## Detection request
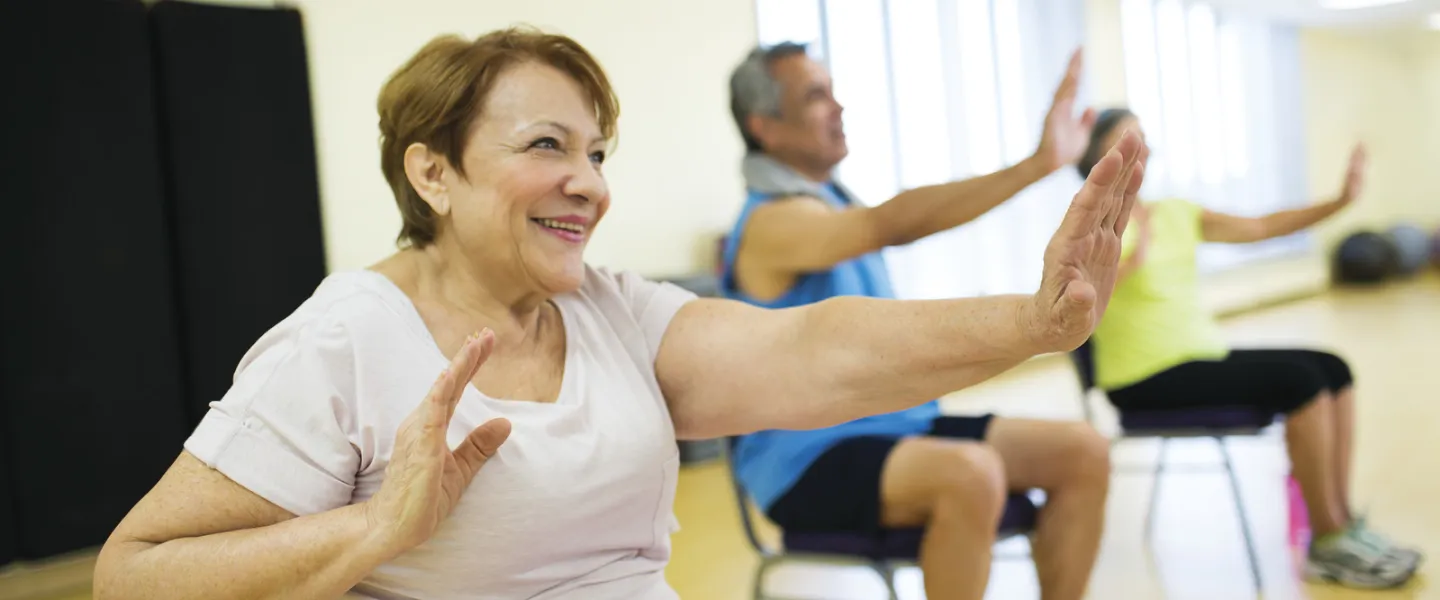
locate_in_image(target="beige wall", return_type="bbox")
[276,0,757,277]
[1299,28,1440,249]
[1083,0,1440,249]
[225,1,1440,281]
[1079,1,1440,312]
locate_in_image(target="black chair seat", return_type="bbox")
[782,493,1039,560]
[1120,406,1276,432]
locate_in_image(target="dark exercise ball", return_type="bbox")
[1385,223,1430,275]
[1333,230,1399,284]
[1432,226,1440,266]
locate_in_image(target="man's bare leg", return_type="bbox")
[985,419,1111,600]
[880,438,1007,600]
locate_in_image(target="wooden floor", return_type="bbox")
[2,274,1436,600]
[664,274,1440,600]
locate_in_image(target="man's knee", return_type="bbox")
[1060,422,1112,486]
[932,443,1007,513]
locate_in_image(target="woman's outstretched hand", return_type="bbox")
[1337,142,1367,206]
[1024,129,1148,352]
[365,330,512,556]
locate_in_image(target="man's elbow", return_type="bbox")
[92,538,152,600]
[91,552,126,600]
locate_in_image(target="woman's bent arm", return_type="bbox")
[93,452,394,600]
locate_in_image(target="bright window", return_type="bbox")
[1120,0,1311,270]
[750,0,1306,297]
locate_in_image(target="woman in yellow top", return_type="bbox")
[1080,109,1421,589]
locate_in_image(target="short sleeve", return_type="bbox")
[601,268,699,362]
[184,316,359,516]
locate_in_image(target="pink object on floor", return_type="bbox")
[1288,474,1311,553]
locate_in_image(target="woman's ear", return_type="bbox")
[403,142,450,216]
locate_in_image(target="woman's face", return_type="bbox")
[432,61,611,294]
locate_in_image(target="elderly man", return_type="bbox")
[720,43,1114,600]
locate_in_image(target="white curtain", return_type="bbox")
[755,0,1091,300]
[751,0,1307,299]
[1120,0,1311,272]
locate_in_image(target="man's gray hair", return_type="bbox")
[729,42,809,152]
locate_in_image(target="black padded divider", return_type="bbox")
[0,0,191,561]
[149,1,328,425]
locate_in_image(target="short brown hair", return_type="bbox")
[377,27,620,247]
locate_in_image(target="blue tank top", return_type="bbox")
[720,183,940,511]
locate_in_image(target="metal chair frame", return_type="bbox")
[723,438,1037,600]
[1070,340,1273,599]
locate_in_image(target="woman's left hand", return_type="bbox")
[1337,143,1367,205]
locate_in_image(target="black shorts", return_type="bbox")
[766,414,995,534]
[1106,348,1354,415]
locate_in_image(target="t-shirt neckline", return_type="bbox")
[343,269,579,409]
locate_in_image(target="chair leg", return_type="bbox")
[1144,438,1168,543]
[875,562,899,600]
[1219,439,1263,598]
[752,556,771,600]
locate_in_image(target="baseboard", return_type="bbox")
[1023,251,1332,366]
[1199,251,1330,319]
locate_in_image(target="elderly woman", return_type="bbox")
[93,29,1144,599]
[1080,109,1422,590]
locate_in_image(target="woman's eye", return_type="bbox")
[531,137,560,151]
[589,151,606,165]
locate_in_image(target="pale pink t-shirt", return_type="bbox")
[184,264,697,599]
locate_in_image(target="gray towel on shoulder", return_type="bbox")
[740,152,859,204]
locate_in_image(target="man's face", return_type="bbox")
[755,53,848,171]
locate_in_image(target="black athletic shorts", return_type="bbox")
[1106,348,1354,415]
[766,414,995,534]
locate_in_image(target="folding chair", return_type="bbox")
[1070,339,1274,598]
[724,437,1042,600]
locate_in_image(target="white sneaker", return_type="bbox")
[1305,529,1416,589]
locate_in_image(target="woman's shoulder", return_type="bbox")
[232,270,424,376]
[570,264,698,314]
[565,264,699,361]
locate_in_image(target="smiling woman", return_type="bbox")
[89,26,1147,600]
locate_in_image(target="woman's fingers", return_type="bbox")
[452,418,512,482]
[1101,131,1141,233]
[1064,142,1123,238]
[426,329,494,430]
[1113,150,1147,238]
[447,330,494,421]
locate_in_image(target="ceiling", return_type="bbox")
[1200,0,1440,27]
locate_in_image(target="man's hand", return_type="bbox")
[1024,129,1148,352]
[1033,48,1097,174]
[1119,208,1152,280]
[1337,142,1367,206]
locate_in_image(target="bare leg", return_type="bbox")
[985,419,1111,600]
[1331,386,1356,523]
[881,438,1007,600]
[1285,391,1348,536]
